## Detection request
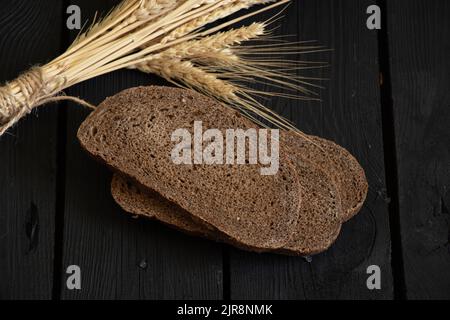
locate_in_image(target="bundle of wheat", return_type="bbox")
[0,0,322,136]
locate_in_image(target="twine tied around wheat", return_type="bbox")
[0,67,95,135]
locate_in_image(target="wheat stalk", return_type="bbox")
[0,0,319,136]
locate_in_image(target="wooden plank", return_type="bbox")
[229,0,393,299]
[386,0,450,299]
[60,0,223,299]
[0,0,62,299]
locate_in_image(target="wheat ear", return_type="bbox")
[162,0,276,43]
[153,23,265,60]
[141,58,239,100]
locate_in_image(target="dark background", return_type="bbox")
[0,0,449,300]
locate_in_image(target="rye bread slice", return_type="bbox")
[112,167,341,255]
[111,132,343,256]
[111,173,216,239]
[283,134,368,222]
[280,133,342,255]
[78,86,302,250]
[309,136,368,221]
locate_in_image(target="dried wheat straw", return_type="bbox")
[0,0,318,136]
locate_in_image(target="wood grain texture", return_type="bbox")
[7,0,448,300]
[0,0,62,299]
[60,0,223,300]
[228,0,393,299]
[387,0,450,299]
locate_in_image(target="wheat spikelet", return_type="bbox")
[110,0,180,33]
[192,49,241,66]
[136,0,179,20]
[152,23,264,60]
[162,0,276,43]
[186,22,266,49]
[140,58,239,100]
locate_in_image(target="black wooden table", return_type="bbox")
[0,0,449,300]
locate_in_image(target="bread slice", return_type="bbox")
[282,133,367,222]
[309,136,368,221]
[78,86,302,250]
[280,133,342,255]
[111,132,344,256]
[111,165,341,255]
[111,173,216,239]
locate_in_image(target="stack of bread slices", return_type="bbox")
[77,86,368,256]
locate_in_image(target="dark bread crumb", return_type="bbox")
[111,131,348,256]
[304,136,368,221]
[282,133,368,222]
[111,173,216,238]
[280,133,343,255]
[78,86,302,250]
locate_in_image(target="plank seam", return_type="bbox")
[376,0,407,300]
[52,0,70,300]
